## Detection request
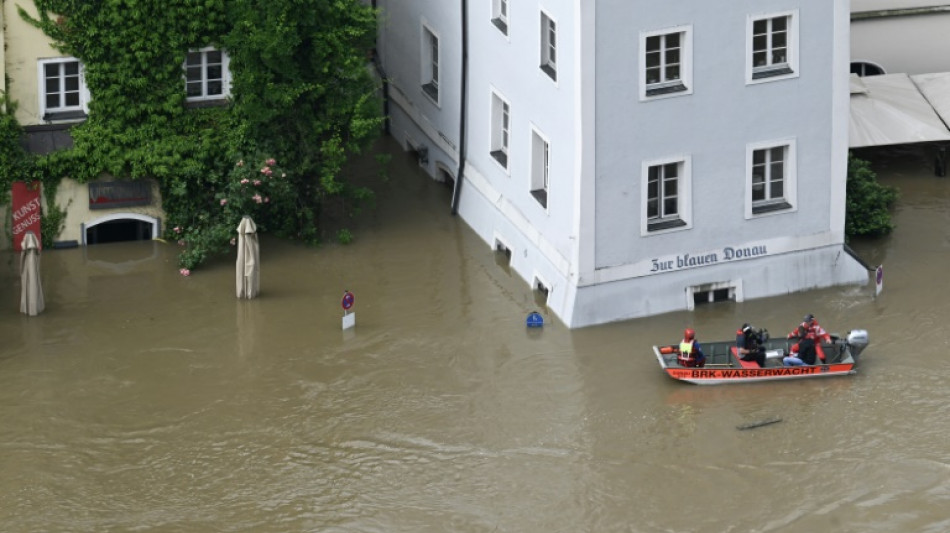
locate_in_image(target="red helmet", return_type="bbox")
[684,328,695,341]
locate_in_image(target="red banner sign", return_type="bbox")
[12,181,42,251]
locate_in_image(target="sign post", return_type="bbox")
[875,265,884,297]
[12,181,42,252]
[341,290,356,330]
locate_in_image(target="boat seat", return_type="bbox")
[730,346,763,369]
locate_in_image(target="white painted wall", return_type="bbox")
[376,0,868,328]
[377,0,581,321]
[376,0,461,173]
[851,11,950,75]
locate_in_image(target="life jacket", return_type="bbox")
[678,339,696,365]
[799,322,830,344]
[679,340,695,358]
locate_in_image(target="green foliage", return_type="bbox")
[171,156,303,269]
[846,152,899,240]
[222,0,384,231]
[19,0,383,269]
[0,107,66,248]
[336,228,353,244]
[0,110,34,198]
[40,199,68,249]
[21,0,232,182]
[375,152,392,182]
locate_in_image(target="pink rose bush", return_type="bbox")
[170,156,297,270]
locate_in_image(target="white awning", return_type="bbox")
[911,72,950,129]
[849,73,950,148]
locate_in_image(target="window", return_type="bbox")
[747,140,796,216]
[540,11,557,81]
[185,48,230,101]
[38,57,89,121]
[850,61,885,77]
[642,156,691,234]
[492,0,509,35]
[421,25,440,103]
[490,91,510,169]
[640,26,692,99]
[530,129,550,208]
[747,11,798,82]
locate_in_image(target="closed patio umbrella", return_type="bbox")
[236,216,260,299]
[20,231,45,316]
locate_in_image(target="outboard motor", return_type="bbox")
[846,329,870,358]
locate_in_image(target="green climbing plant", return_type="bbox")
[0,106,67,249]
[19,0,382,269]
[846,152,899,240]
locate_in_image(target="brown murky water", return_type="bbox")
[1,140,948,532]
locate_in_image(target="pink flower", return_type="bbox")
[264,197,270,203]
[220,198,228,206]
[230,237,236,246]
[240,178,249,185]
[237,160,245,167]
[179,268,191,277]
[173,226,181,233]
[177,239,186,247]
[252,193,263,204]
[264,168,273,176]
[253,179,262,186]
[266,158,276,166]
[260,167,269,174]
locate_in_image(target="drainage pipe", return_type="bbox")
[450,0,468,215]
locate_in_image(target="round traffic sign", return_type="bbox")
[341,291,355,310]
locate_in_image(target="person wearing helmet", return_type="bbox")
[787,313,831,344]
[677,327,706,368]
[736,323,767,367]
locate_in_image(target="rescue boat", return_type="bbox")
[653,329,869,385]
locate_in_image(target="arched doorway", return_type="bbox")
[83,213,160,245]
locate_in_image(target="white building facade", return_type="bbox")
[851,0,950,76]
[373,0,868,328]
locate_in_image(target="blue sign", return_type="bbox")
[526,312,544,328]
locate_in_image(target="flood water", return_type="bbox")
[1,140,948,532]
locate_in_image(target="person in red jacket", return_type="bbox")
[677,328,706,368]
[787,314,831,345]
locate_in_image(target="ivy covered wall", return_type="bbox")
[11,0,382,267]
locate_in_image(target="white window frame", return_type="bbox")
[746,139,797,218]
[492,0,509,35]
[532,271,552,304]
[38,57,90,121]
[530,127,550,210]
[640,155,692,235]
[490,90,511,172]
[184,47,231,102]
[640,25,692,100]
[421,23,440,105]
[746,10,799,84]
[540,10,557,82]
